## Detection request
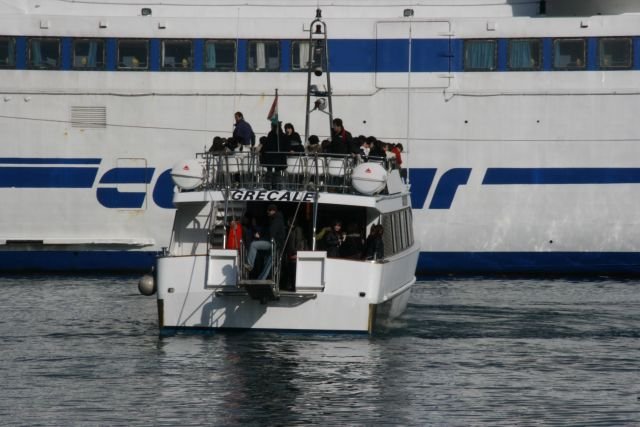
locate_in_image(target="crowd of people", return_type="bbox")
[315,221,384,261]
[209,112,405,179]
[228,204,386,288]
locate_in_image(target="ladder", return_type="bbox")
[237,239,282,303]
[208,201,245,248]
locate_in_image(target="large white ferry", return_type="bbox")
[2,0,640,274]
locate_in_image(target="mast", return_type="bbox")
[304,8,333,251]
[304,8,333,145]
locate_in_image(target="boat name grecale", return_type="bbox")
[230,190,315,202]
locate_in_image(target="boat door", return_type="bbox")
[375,20,452,89]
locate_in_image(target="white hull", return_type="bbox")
[157,246,419,333]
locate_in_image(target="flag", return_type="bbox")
[267,92,278,124]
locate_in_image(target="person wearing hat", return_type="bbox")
[244,204,286,280]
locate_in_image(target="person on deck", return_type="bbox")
[244,204,286,280]
[233,111,256,151]
[323,220,344,258]
[261,121,290,187]
[306,135,321,154]
[340,223,364,259]
[327,118,356,155]
[364,224,384,261]
[285,123,304,153]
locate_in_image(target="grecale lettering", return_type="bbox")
[243,191,255,201]
[267,191,278,201]
[303,192,314,202]
[292,192,301,201]
[256,191,266,201]
[279,192,291,201]
[231,191,242,201]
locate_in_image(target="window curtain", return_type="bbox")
[298,42,310,70]
[466,41,495,70]
[256,42,266,70]
[31,40,42,66]
[88,41,98,67]
[510,40,533,69]
[205,43,216,69]
[7,40,14,65]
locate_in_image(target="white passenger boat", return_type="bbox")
[2,1,640,274]
[154,154,418,333]
[150,12,418,333]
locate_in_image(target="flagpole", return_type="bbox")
[275,88,279,153]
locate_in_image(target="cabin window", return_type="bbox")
[291,40,311,71]
[204,40,236,71]
[162,40,192,70]
[29,38,60,69]
[0,37,15,68]
[599,38,632,69]
[117,39,148,70]
[553,38,586,70]
[463,40,497,71]
[381,214,394,257]
[404,208,414,246]
[247,40,279,72]
[72,39,105,69]
[508,39,541,70]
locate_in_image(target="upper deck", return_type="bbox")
[172,151,410,213]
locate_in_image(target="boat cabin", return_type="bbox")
[166,149,414,302]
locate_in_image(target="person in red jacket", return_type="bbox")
[391,143,406,182]
[226,219,243,250]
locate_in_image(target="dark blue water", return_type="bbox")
[1,276,639,425]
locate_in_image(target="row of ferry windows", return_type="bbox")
[0,36,635,72]
[0,38,312,71]
[465,38,633,71]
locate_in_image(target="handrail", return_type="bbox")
[192,151,398,194]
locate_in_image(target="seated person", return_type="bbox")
[364,224,384,261]
[244,205,285,280]
[323,220,344,258]
[340,223,363,259]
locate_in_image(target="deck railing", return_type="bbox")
[191,151,398,194]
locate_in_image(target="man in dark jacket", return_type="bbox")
[232,111,255,150]
[244,204,285,280]
[328,118,357,155]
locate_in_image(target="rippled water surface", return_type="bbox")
[1,276,639,425]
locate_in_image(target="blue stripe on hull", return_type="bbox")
[0,251,157,272]
[0,250,640,275]
[418,252,640,275]
[0,167,98,188]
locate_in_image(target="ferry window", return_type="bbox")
[0,37,15,68]
[204,40,236,71]
[162,40,192,71]
[508,39,541,70]
[247,40,279,72]
[291,40,310,71]
[73,39,105,69]
[553,38,586,70]
[599,38,632,69]
[29,38,60,69]
[117,40,148,70]
[463,40,497,71]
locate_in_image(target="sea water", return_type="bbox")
[0,275,638,425]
